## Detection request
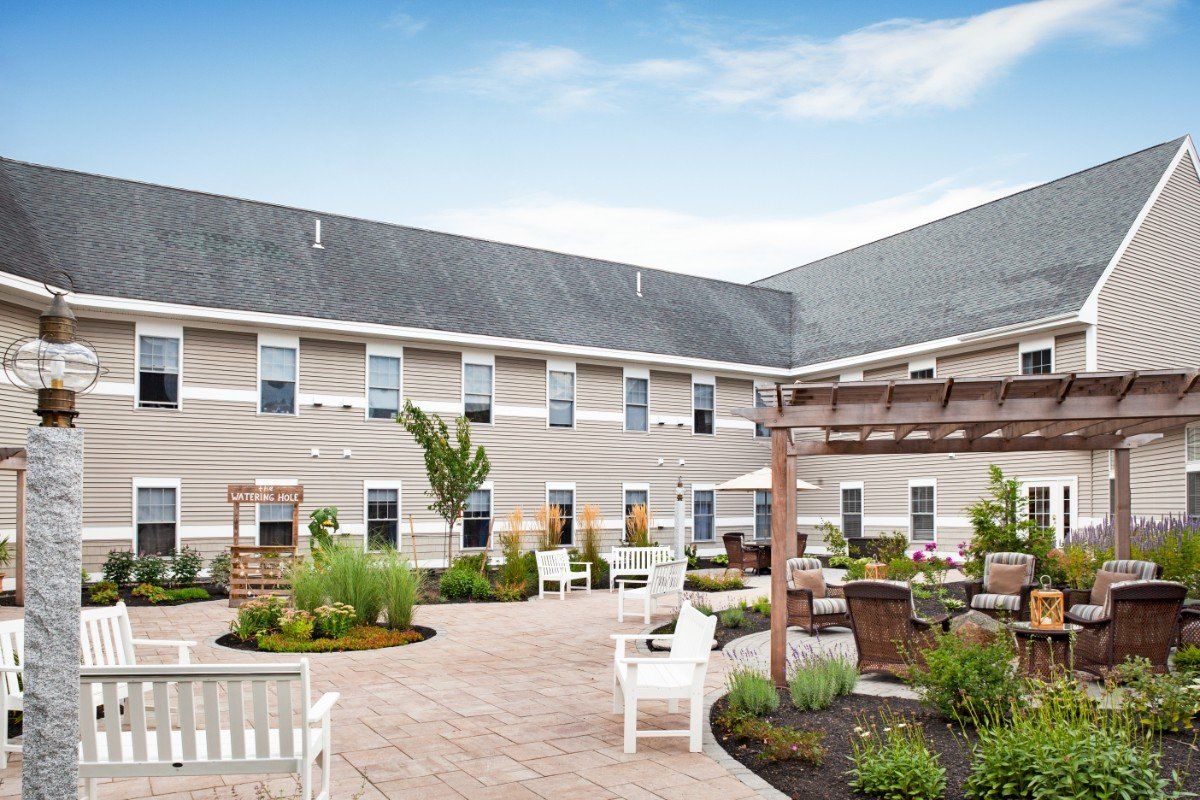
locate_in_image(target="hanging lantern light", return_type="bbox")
[3,283,103,427]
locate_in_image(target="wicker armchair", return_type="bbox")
[1065,580,1185,678]
[795,532,808,557]
[1067,559,1162,621]
[963,552,1037,620]
[785,557,849,636]
[722,533,769,574]
[843,580,948,678]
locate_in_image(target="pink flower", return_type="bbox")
[924,542,937,552]
[912,550,926,562]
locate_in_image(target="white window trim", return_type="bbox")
[462,352,495,426]
[460,480,495,550]
[545,481,577,548]
[134,321,184,412]
[623,367,650,433]
[254,476,297,546]
[691,373,716,437]
[363,479,403,552]
[364,343,404,422]
[1018,475,1078,545]
[1187,424,1200,472]
[839,480,864,538]
[908,356,936,378]
[753,381,772,439]
[132,477,182,556]
[908,478,937,543]
[753,489,773,541]
[1018,336,1056,374]
[839,369,863,382]
[546,359,576,430]
[691,483,716,542]
[257,333,300,416]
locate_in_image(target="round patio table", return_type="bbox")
[1010,622,1079,680]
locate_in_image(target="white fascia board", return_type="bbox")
[1080,136,1194,325]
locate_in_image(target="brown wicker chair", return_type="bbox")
[722,533,769,574]
[786,557,849,636]
[1065,580,1186,678]
[795,532,808,557]
[844,580,948,678]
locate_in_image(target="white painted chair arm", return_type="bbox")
[307,692,341,724]
[610,633,676,641]
[615,579,648,587]
[132,637,197,665]
[0,666,20,673]
[617,656,709,666]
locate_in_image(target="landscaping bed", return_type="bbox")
[650,599,771,650]
[216,624,436,653]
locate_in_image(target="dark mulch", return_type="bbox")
[711,692,1200,799]
[214,624,437,653]
[649,609,772,651]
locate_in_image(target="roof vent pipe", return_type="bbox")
[636,271,642,298]
[312,219,325,249]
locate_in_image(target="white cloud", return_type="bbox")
[421,179,1034,282]
[384,10,427,36]
[427,0,1170,119]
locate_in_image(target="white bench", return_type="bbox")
[607,546,674,592]
[616,559,687,624]
[77,660,338,800]
[0,602,196,768]
[535,550,592,599]
[611,601,716,753]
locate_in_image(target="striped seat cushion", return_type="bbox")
[970,593,1022,612]
[1102,560,1158,581]
[812,597,848,616]
[1069,603,1107,621]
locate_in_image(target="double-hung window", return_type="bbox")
[693,379,715,435]
[548,486,575,546]
[365,487,400,550]
[754,490,772,540]
[368,354,402,420]
[840,483,863,538]
[135,481,179,557]
[548,367,575,428]
[1188,425,1200,520]
[625,375,648,431]
[464,360,494,424]
[463,487,493,549]
[137,334,181,409]
[260,344,297,414]
[909,480,936,541]
[692,487,715,542]
[624,485,649,537]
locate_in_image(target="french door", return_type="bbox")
[1022,478,1077,544]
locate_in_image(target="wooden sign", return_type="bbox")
[227,485,304,504]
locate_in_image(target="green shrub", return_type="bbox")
[208,552,231,590]
[378,551,421,630]
[710,553,728,566]
[964,679,1181,799]
[257,625,422,653]
[288,558,327,612]
[1111,657,1200,732]
[439,568,492,600]
[89,581,119,606]
[850,710,946,800]
[170,546,203,586]
[313,602,356,639]
[322,545,385,624]
[872,532,909,564]
[279,609,315,641]
[831,556,868,580]
[714,711,823,764]
[164,587,210,602]
[132,582,170,603]
[1173,645,1200,675]
[493,580,528,602]
[906,632,1017,724]
[719,606,746,629]
[682,592,715,616]
[132,556,169,587]
[961,465,1059,582]
[818,519,847,557]
[81,568,90,588]
[788,647,858,711]
[685,573,746,592]
[884,556,919,582]
[726,662,779,717]
[749,596,770,616]
[231,596,287,640]
[102,549,136,585]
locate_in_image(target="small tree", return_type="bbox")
[397,399,491,567]
[962,465,1056,579]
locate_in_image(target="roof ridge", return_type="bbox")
[0,156,791,298]
[751,135,1188,285]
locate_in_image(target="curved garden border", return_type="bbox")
[209,624,438,656]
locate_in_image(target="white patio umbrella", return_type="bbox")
[715,467,820,493]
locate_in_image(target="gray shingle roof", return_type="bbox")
[753,137,1185,366]
[0,160,795,368]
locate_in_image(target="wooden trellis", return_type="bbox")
[227,483,302,607]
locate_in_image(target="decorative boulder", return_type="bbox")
[949,610,1005,646]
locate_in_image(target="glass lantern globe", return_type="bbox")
[5,336,101,393]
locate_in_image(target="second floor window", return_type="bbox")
[841,485,863,538]
[138,335,180,409]
[754,490,772,540]
[625,377,648,431]
[464,362,493,424]
[463,488,492,549]
[548,370,574,428]
[909,367,935,379]
[260,345,297,414]
[368,355,401,419]
[693,382,714,435]
[1021,348,1053,375]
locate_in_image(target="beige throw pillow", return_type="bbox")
[790,568,826,598]
[987,562,1028,596]
[1091,569,1139,606]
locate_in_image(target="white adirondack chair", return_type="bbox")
[607,546,674,592]
[616,559,687,624]
[0,602,196,768]
[535,550,591,599]
[77,660,339,800]
[611,600,717,753]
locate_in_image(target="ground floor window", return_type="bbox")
[1027,485,1052,529]
[366,488,399,550]
[549,487,574,546]
[1189,472,1200,520]
[462,488,492,549]
[909,481,936,541]
[259,503,294,547]
[840,484,863,538]
[136,485,177,557]
[624,486,648,538]
[693,488,714,541]
[754,490,772,540]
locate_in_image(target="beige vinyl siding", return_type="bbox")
[936,344,1014,378]
[300,338,364,396]
[405,347,461,403]
[1054,332,1086,372]
[183,327,256,388]
[78,317,135,382]
[864,363,910,381]
[496,356,544,406]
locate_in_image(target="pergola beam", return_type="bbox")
[790,433,1130,457]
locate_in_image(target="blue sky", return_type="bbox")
[2,0,1197,281]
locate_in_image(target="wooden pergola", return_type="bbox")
[736,368,1200,686]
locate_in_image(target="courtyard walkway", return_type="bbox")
[0,585,772,800]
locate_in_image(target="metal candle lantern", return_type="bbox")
[865,562,888,580]
[1030,575,1065,630]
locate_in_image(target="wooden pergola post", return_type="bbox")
[770,428,790,688]
[1113,447,1132,560]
